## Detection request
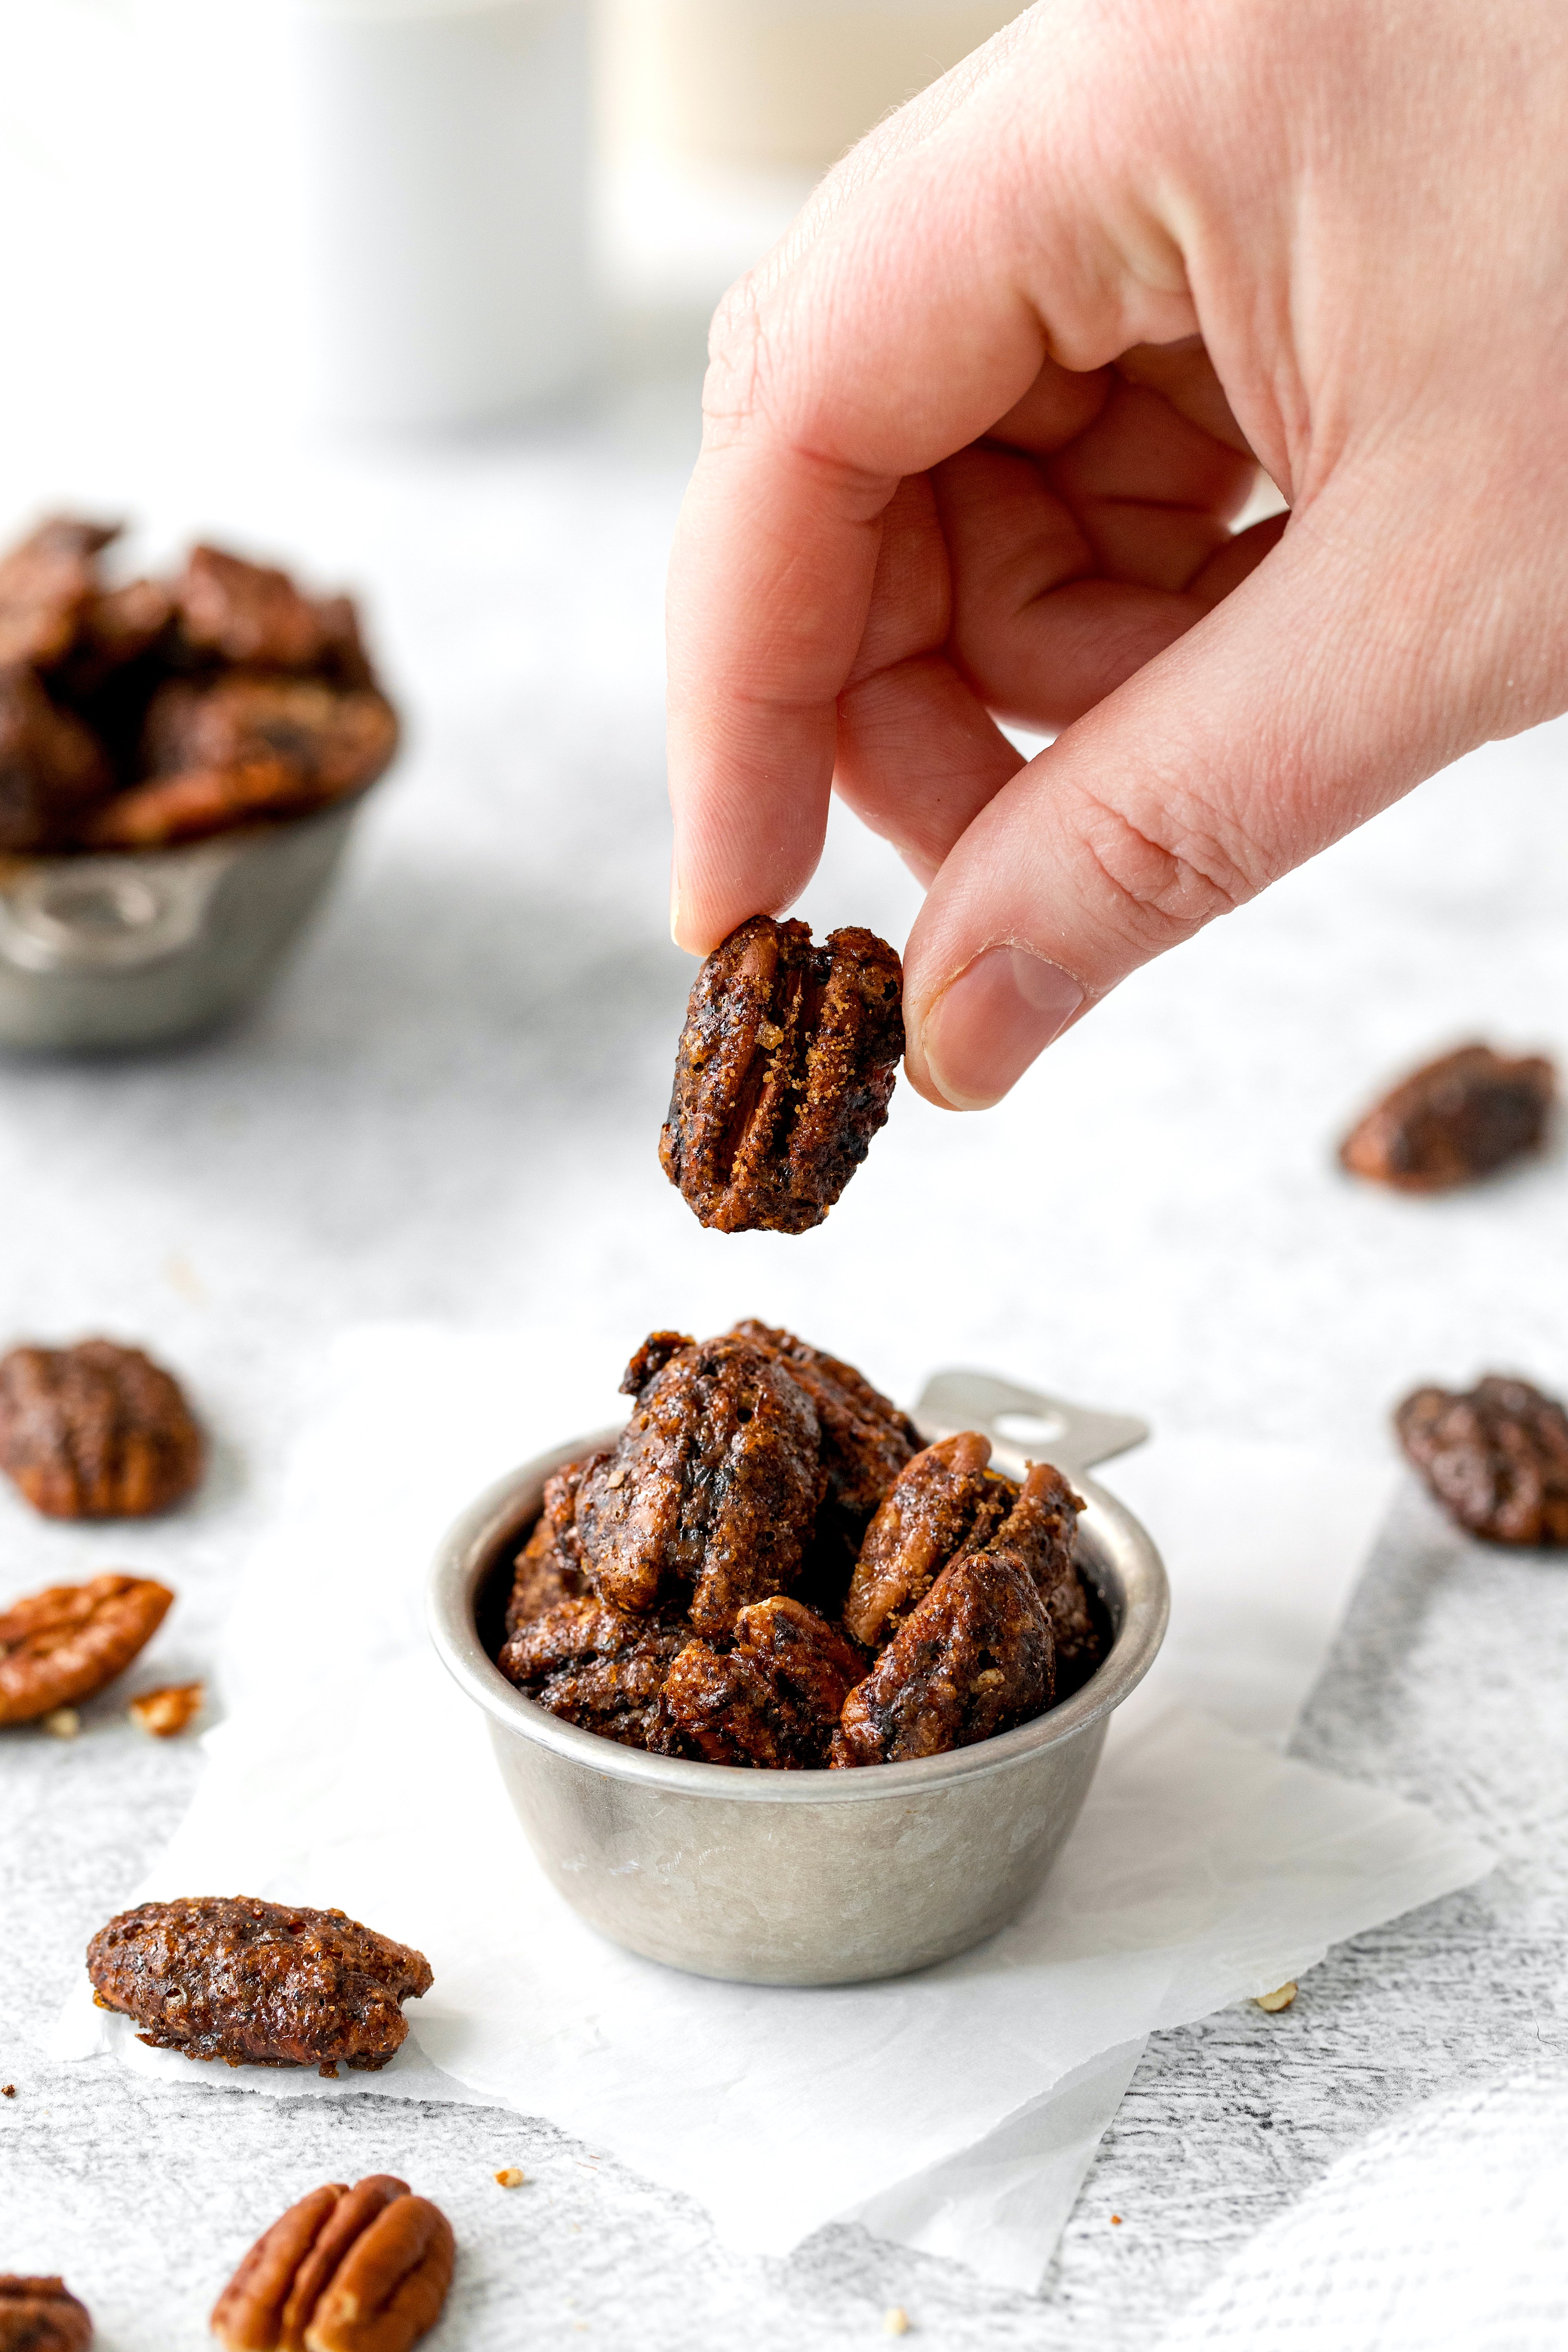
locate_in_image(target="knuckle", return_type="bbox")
[1071,780,1263,955]
[701,273,775,450]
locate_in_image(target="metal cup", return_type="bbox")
[428,1369,1168,1987]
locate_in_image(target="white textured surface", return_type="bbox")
[0,361,1564,2344]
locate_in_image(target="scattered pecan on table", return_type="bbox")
[0,1339,203,1518]
[0,2276,93,2352]
[86,1896,433,2075]
[660,915,904,1233]
[128,1680,205,1738]
[0,514,398,853]
[1395,1374,1568,1545]
[211,2175,454,2352]
[1339,1042,1556,1191]
[493,1321,1109,1767]
[0,1573,173,1726]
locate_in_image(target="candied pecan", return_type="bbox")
[86,1896,432,2073]
[0,1340,203,1519]
[212,2176,453,2352]
[0,669,112,851]
[0,2276,92,2352]
[128,1680,204,1738]
[498,1594,687,1752]
[729,1318,918,1526]
[503,1457,596,1636]
[172,544,350,675]
[54,576,175,704]
[80,759,314,850]
[660,915,904,1234]
[665,1595,867,1768]
[141,673,398,803]
[576,1333,824,1636]
[989,1463,1103,1695]
[0,515,116,670]
[832,1548,1056,1767]
[844,1432,1014,1648]
[1395,1374,1568,1545]
[1340,1043,1556,1191]
[0,1573,173,1726]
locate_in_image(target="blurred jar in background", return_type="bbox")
[605,0,1022,172]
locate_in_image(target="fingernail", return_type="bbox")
[920,947,1086,1109]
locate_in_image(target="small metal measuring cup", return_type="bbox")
[428,1369,1167,1987]
[0,797,364,1051]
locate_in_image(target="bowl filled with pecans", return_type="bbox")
[0,516,399,1050]
[428,1324,1168,1987]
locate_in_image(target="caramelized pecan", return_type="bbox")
[0,2276,93,2352]
[174,545,353,676]
[498,1594,688,1752]
[1340,1042,1556,1191]
[990,1463,1102,1696]
[0,515,116,670]
[0,1573,173,1726]
[664,1595,866,1768]
[576,1333,824,1636]
[81,759,315,850]
[503,1456,596,1636]
[1396,1373,1568,1545]
[0,1339,203,1519]
[660,915,904,1233]
[139,673,398,803]
[844,1433,1014,1648]
[0,668,112,851]
[86,1896,432,2073]
[832,1547,1056,1767]
[212,2177,453,2352]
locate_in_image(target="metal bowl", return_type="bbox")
[427,1369,1168,1987]
[0,795,367,1052]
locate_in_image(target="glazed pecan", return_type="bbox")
[844,1433,1015,1649]
[0,2276,92,2352]
[577,1333,824,1636]
[82,759,313,850]
[0,1573,173,1726]
[0,668,112,851]
[86,1896,432,2073]
[497,1594,688,1751]
[729,1318,918,1529]
[140,673,398,803]
[0,1340,203,1519]
[990,1463,1102,1696]
[1396,1374,1568,1545]
[660,915,904,1233]
[212,2175,454,2352]
[832,1547,1056,1767]
[128,1680,204,1738]
[664,1595,867,1768]
[0,515,116,670]
[1340,1043,1556,1191]
[503,1456,596,1636]
[172,545,355,676]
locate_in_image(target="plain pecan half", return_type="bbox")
[0,1340,204,1519]
[0,2275,93,2352]
[660,915,904,1233]
[0,1573,174,1726]
[212,2177,453,2352]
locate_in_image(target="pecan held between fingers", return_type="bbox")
[1396,1374,1568,1545]
[87,1896,432,2073]
[660,915,904,1233]
[0,1339,203,1519]
[1340,1042,1556,1191]
[0,2277,93,2352]
[0,1574,173,1725]
[212,2177,453,2352]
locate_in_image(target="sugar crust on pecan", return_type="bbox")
[664,1595,867,1768]
[86,1896,432,2074]
[0,1340,203,1520]
[1396,1373,1568,1545]
[0,1573,173,1726]
[660,916,904,1234]
[832,1547,1057,1767]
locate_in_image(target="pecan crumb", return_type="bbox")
[493,2166,526,2187]
[883,2309,911,2336]
[41,1708,81,1739]
[212,2175,454,2352]
[1254,1981,1298,2013]
[128,1681,204,1738]
[1,2083,15,2096]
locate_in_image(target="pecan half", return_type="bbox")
[660,915,904,1233]
[81,759,315,850]
[832,1547,1057,1767]
[1340,1042,1556,1191]
[0,1573,173,1726]
[86,1896,432,2073]
[503,1456,596,1636]
[1396,1373,1568,1545]
[665,1595,867,1768]
[141,674,398,804]
[990,1463,1102,1696]
[576,1333,824,1636]
[844,1433,1015,1649]
[0,515,116,670]
[0,668,113,851]
[0,1340,203,1519]
[498,1594,688,1751]
[212,2177,453,2352]
[172,545,364,678]
[0,2277,92,2352]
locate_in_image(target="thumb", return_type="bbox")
[902,483,1479,1109]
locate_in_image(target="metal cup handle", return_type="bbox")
[912,1367,1151,1481]
[0,838,249,975]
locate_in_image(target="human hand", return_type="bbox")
[666,0,1568,1108]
